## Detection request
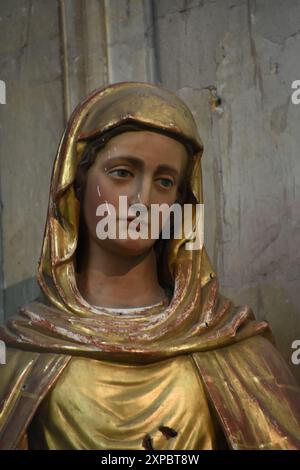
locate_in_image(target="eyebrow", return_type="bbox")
[104,155,180,177]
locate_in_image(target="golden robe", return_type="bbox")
[0,82,299,450]
[28,355,216,450]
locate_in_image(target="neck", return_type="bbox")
[76,237,168,308]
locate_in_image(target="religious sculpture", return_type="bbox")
[0,82,299,450]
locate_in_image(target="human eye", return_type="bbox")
[108,168,133,178]
[156,177,175,189]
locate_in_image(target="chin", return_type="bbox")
[100,237,157,257]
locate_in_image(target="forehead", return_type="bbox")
[100,130,189,161]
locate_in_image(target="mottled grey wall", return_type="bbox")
[0,0,299,381]
[0,0,64,323]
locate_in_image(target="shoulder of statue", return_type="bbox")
[0,345,71,449]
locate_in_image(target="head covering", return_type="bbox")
[1,81,270,363]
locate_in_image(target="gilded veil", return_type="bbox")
[0,82,299,450]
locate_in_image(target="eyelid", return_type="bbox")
[156,178,176,189]
[107,166,134,175]
[106,165,176,186]
[156,175,176,184]
[106,164,132,171]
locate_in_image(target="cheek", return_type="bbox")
[82,173,112,231]
[151,183,178,205]
[156,189,178,207]
[82,172,126,236]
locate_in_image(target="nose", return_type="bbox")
[129,176,152,210]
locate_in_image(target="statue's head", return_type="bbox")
[70,83,205,295]
[38,82,215,314]
[74,125,196,279]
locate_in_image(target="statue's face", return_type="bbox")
[82,130,189,256]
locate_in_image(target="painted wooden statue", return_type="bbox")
[0,82,299,449]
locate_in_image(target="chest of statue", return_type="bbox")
[28,354,216,450]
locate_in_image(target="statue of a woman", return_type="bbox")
[0,82,299,450]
